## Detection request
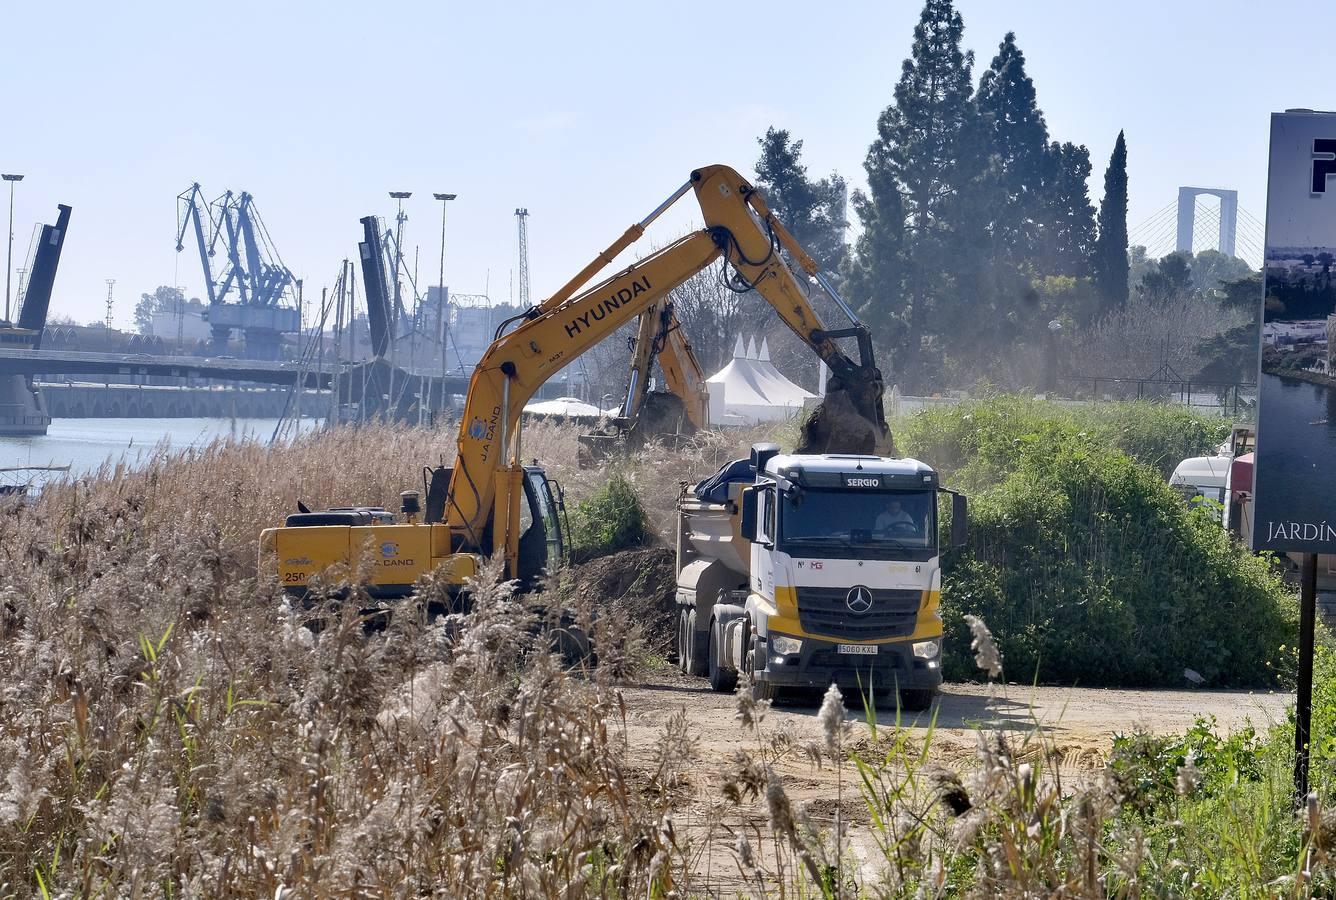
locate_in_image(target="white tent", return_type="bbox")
[522,396,608,417]
[705,335,816,425]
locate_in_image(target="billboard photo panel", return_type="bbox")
[1253,110,1336,553]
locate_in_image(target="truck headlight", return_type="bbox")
[770,635,802,656]
[912,640,940,660]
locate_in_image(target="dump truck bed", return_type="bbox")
[676,482,749,578]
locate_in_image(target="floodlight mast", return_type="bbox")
[2,173,24,324]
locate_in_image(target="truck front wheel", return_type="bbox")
[896,687,937,712]
[746,625,780,703]
[707,621,738,693]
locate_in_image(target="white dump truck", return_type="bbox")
[675,442,966,709]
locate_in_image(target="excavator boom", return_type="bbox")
[446,165,891,563]
[619,299,709,426]
[445,231,723,551]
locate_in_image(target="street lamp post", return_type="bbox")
[388,191,412,334]
[1045,319,1064,395]
[2,173,24,325]
[433,192,456,422]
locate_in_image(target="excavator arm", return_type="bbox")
[446,231,722,560]
[618,299,709,427]
[447,165,891,571]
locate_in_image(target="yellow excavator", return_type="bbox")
[263,164,892,596]
[575,298,710,466]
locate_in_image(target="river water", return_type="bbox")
[0,418,321,488]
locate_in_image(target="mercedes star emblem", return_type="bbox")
[846,585,874,615]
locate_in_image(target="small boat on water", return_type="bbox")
[0,464,72,500]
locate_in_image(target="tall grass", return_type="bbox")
[0,422,712,896]
[0,415,1321,896]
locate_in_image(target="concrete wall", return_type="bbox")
[38,383,327,418]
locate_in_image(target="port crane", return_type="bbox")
[175,184,301,359]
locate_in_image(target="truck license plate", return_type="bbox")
[837,644,878,655]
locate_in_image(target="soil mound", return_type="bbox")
[572,547,676,652]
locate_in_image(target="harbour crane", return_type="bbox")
[175,184,301,359]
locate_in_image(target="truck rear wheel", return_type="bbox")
[707,621,738,693]
[676,608,690,673]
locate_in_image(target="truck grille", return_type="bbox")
[795,586,922,641]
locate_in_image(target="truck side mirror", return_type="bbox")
[950,493,969,549]
[740,487,758,542]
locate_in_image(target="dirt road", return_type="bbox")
[616,669,1291,892]
[618,668,1289,765]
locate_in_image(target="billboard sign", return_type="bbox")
[1253,110,1336,553]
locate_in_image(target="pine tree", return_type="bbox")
[1041,141,1097,277]
[1093,131,1129,311]
[753,128,848,272]
[975,32,1050,255]
[842,161,907,348]
[849,0,975,389]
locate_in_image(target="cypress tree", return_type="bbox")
[1093,131,1130,310]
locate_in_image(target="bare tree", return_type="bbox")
[1073,293,1249,386]
[665,268,749,375]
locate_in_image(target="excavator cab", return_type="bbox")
[422,463,569,588]
[516,467,569,588]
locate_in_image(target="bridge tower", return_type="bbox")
[0,203,69,435]
[1176,187,1239,257]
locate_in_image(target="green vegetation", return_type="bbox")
[898,394,1231,484]
[568,471,650,560]
[899,396,1293,687]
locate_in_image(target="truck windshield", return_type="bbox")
[780,489,936,559]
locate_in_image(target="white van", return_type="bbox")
[1169,455,1230,508]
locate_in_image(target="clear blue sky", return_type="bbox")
[1,0,1321,327]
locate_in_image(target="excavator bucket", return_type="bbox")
[796,368,895,456]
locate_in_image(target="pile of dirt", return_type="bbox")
[572,546,677,653]
[797,378,895,455]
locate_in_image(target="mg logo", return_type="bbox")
[846,585,874,615]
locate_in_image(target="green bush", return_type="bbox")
[901,398,1293,688]
[569,472,650,560]
[1108,717,1267,814]
[938,437,1294,686]
[896,394,1231,486]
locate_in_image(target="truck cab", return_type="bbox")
[675,443,965,709]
